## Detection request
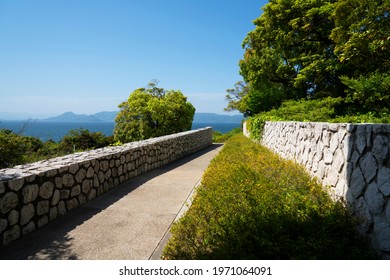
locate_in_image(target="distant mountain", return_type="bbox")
[93,111,118,122]
[39,111,244,123]
[42,112,105,122]
[193,113,244,123]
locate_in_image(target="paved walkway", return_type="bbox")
[0,144,223,260]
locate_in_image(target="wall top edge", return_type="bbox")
[0,127,212,181]
[262,121,390,127]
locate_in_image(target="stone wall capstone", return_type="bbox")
[0,127,213,247]
[246,121,390,259]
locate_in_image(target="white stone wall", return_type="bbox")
[0,127,213,247]
[248,121,390,258]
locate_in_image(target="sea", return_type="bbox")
[0,121,242,142]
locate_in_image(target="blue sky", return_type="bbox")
[0,0,267,119]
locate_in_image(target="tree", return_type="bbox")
[331,0,390,76]
[114,82,196,143]
[240,0,340,109]
[59,128,113,153]
[234,0,389,117]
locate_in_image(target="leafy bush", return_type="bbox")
[0,128,114,168]
[163,135,376,259]
[59,128,114,153]
[0,129,28,168]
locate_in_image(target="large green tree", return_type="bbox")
[233,0,389,116]
[114,82,195,143]
[239,0,339,109]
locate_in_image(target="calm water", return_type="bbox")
[0,121,241,142]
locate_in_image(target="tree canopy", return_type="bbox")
[114,82,195,143]
[227,0,390,118]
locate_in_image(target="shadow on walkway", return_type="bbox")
[0,144,223,260]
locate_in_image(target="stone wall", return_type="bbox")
[0,127,212,247]
[247,121,390,258]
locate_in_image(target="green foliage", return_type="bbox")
[114,82,195,143]
[341,71,390,112]
[163,135,376,260]
[59,128,113,153]
[0,129,28,168]
[331,0,390,75]
[240,0,340,104]
[235,0,389,118]
[0,128,114,168]
[247,96,390,138]
[212,128,242,143]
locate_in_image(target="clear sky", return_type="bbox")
[0,0,267,119]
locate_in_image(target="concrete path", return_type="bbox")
[0,144,223,260]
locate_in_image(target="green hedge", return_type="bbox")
[162,135,376,259]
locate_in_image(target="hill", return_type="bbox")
[39,112,244,123]
[42,112,103,122]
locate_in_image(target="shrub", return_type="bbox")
[59,128,114,153]
[163,135,376,259]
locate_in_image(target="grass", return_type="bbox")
[162,134,377,260]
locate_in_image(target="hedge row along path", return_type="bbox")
[0,144,223,260]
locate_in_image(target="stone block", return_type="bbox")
[378,167,390,196]
[49,207,58,221]
[75,168,87,183]
[374,216,390,251]
[20,203,35,226]
[356,125,367,154]
[8,210,19,226]
[0,192,18,215]
[364,182,385,215]
[22,184,39,204]
[329,132,339,154]
[58,201,66,216]
[333,149,345,173]
[372,135,389,164]
[87,189,97,201]
[100,160,109,172]
[39,182,54,199]
[37,216,48,228]
[3,225,20,246]
[66,198,79,211]
[386,203,390,224]
[37,200,50,216]
[51,189,60,206]
[0,219,8,234]
[22,221,36,236]
[0,181,5,195]
[60,189,70,200]
[82,180,92,194]
[70,185,81,197]
[350,166,366,198]
[8,178,24,192]
[93,174,99,188]
[62,174,75,188]
[354,197,373,233]
[69,163,79,174]
[86,167,94,178]
[359,152,377,183]
[55,177,63,189]
[78,194,86,205]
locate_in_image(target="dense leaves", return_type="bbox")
[114,82,195,143]
[228,0,389,119]
[0,128,114,169]
[163,135,377,259]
